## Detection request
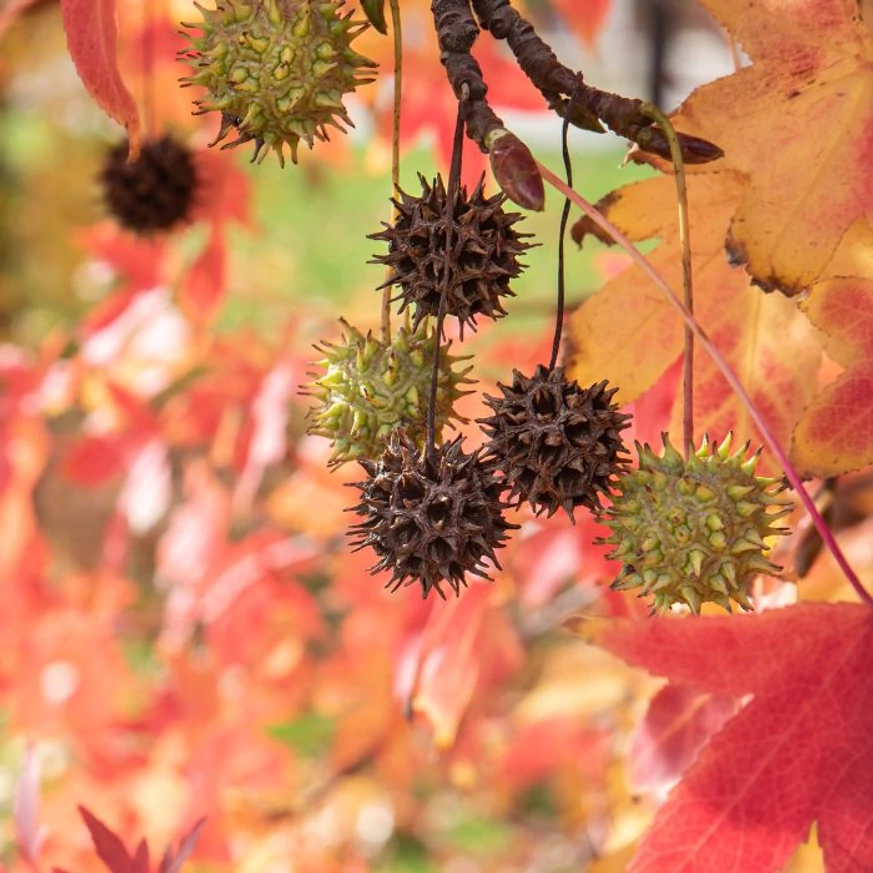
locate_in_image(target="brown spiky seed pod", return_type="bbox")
[370,174,532,337]
[349,431,518,599]
[478,365,630,521]
[100,135,197,233]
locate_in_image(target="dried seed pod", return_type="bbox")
[303,320,473,465]
[370,173,532,337]
[603,433,794,614]
[100,135,197,233]
[478,365,630,520]
[181,0,377,166]
[349,431,518,599]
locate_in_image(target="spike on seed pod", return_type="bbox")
[180,0,377,166]
[477,365,631,521]
[370,173,533,338]
[100,135,197,234]
[348,431,518,599]
[302,320,474,465]
[602,432,794,615]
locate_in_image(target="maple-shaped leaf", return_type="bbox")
[60,0,141,157]
[792,277,873,476]
[566,172,822,464]
[77,807,205,873]
[645,0,873,295]
[567,603,873,873]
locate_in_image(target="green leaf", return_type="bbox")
[266,713,335,757]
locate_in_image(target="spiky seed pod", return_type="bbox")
[302,320,474,465]
[602,433,794,615]
[349,432,518,599]
[100,135,197,233]
[370,174,532,337]
[478,365,631,521]
[180,0,377,166]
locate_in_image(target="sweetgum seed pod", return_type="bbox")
[602,433,794,614]
[181,0,377,166]
[303,320,474,465]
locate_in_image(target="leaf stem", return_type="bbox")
[537,161,873,608]
[382,0,404,342]
[426,92,467,459]
[548,115,572,372]
[640,102,693,456]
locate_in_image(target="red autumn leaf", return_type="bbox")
[79,806,133,873]
[76,807,206,873]
[60,0,141,157]
[179,225,226,328]
[793,277,873,477]
[130,841,149,873]
[409,582,523,747]
[500,717,605,791]
[568,603,873,873]
[190,150,255,230]
[61,434,128,486]
[627,684,737,798]
[159,819,207,873]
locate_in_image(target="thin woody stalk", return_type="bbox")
[470,0,722,164]
[381,0,404,341]
[641,102,694,456]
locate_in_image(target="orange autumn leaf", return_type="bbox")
[793,277,873,476]
[646,0,873,295]
[566,172,821,459]
[569,603,873,873]
[551,0,612,50]
[60,0,141,157]
[0,0,43,40]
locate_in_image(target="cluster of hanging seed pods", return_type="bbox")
[93,0,788,612]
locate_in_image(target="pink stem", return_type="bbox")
[536,161,873,608]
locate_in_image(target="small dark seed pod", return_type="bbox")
[100,135,197,234]
[478,364,631,521]
[370,173,533,337]
[349,431,518,599]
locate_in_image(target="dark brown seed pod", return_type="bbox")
[478,364,631,521]
[370,173,532,337]
[100,135,197,234]
[348,431,518,599]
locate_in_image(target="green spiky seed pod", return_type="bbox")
[303,320,474,465]
[180,0,377,166]
[602,433,793,615]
